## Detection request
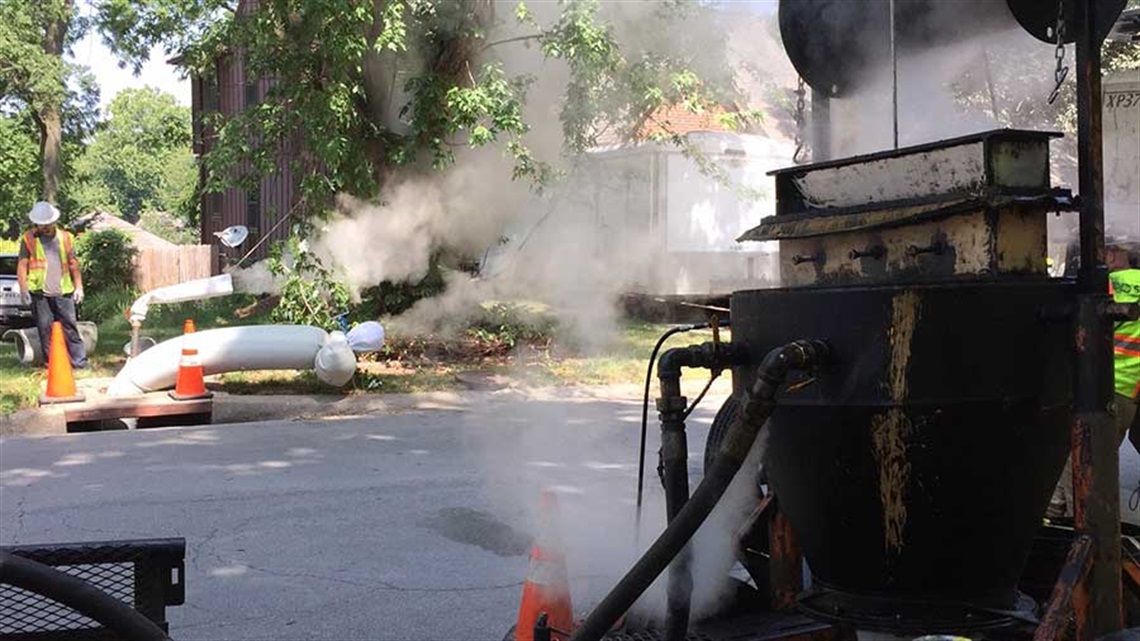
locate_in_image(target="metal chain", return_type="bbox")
[1048,1,1068,105]
[793,77,809,164]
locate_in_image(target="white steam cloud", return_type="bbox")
[228,3,1137,628]
[465,389,757,626]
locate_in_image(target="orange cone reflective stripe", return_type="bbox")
[170,319,211,400]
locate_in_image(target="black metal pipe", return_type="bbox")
[1073,0,1122,634]
[0,551,171,641]
[656,345,740,640]
[656,344,735,640]
[570,340,830,641]
[658,385,692,641]
[657,342,743,380]
[1077,2,1108,293]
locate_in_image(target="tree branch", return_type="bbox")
[478,34,541,53]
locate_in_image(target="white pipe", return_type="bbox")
[107,325,355,396]
[3,323,99,367]
[128,274,235,324]
[2,328,40,366]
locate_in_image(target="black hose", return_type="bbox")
[0,551,171,641]
[571,339,829,641]
[636,323,711,538]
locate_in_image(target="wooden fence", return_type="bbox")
[134,245,218,292]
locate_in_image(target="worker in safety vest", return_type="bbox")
[16,202,88,368]
[1108,242,1140,450]
[1048,240,1140,519]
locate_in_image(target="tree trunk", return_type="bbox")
[37,107,63,203]
[39,1,70,204]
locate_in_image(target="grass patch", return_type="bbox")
[1,312,728,414]
[0,295,259,415]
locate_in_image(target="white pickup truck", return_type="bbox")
[0,253,33,328]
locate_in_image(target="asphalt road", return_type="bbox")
[0,389,718,641]
[3,389,1140,641]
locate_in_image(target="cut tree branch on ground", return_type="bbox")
[235,295,282,319]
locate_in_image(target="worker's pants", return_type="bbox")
[1048,393,1140,519]
[31,293,88,369]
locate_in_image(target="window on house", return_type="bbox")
[203,75,219,113]
[246,190,261,238]
[244,78,260,109]
[210,192,223,223]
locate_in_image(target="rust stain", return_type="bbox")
[769,510,803,611]
[1075,325,1086,353]
[872,290,921,553]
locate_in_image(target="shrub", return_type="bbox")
[352,259,447,321]
[466,302,557,351]
[82,285,138,323]
[75,229,138,294]
[267,236,351,329]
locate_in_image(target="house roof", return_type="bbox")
[73,211,179,250]
[637,103,746,140]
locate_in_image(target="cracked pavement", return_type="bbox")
[7,384,1138,640]
[0,387,726,640]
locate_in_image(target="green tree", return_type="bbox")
[0,112,40,238]
[952,0,1140,138]
[73,87,196,223]
[95,0,743,208]
[91,0,745,324]
[0,0,100,235]
[0,0,78,203]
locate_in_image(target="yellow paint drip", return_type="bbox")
[873,290,921,554]
[872,410,912,552]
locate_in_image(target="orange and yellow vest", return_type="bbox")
[1109,268,1140,399]
[22,230,76,295]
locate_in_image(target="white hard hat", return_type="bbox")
[28,202,61,225]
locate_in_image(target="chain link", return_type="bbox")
[1048,1,1068,104]
[793,77,809,164]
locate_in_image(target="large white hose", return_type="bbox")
[128,275,235,324]
[107,325,357,396]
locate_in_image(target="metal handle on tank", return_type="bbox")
[850,246,887,260]
[906,241,947,257]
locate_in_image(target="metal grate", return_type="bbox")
[0,563,132,634]
[0,538,184,641]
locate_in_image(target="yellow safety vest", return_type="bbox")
[1110,268,1140,399]
[23,230,75,295]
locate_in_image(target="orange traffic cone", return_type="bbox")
[40,321,85,405]
[169,319,211,400]
[516,488,574,641]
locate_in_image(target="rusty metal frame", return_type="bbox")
[1034,534,1094,641]
[1123,554,1140,597]
[1069,0,1124,637]
[736,493,775,545]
